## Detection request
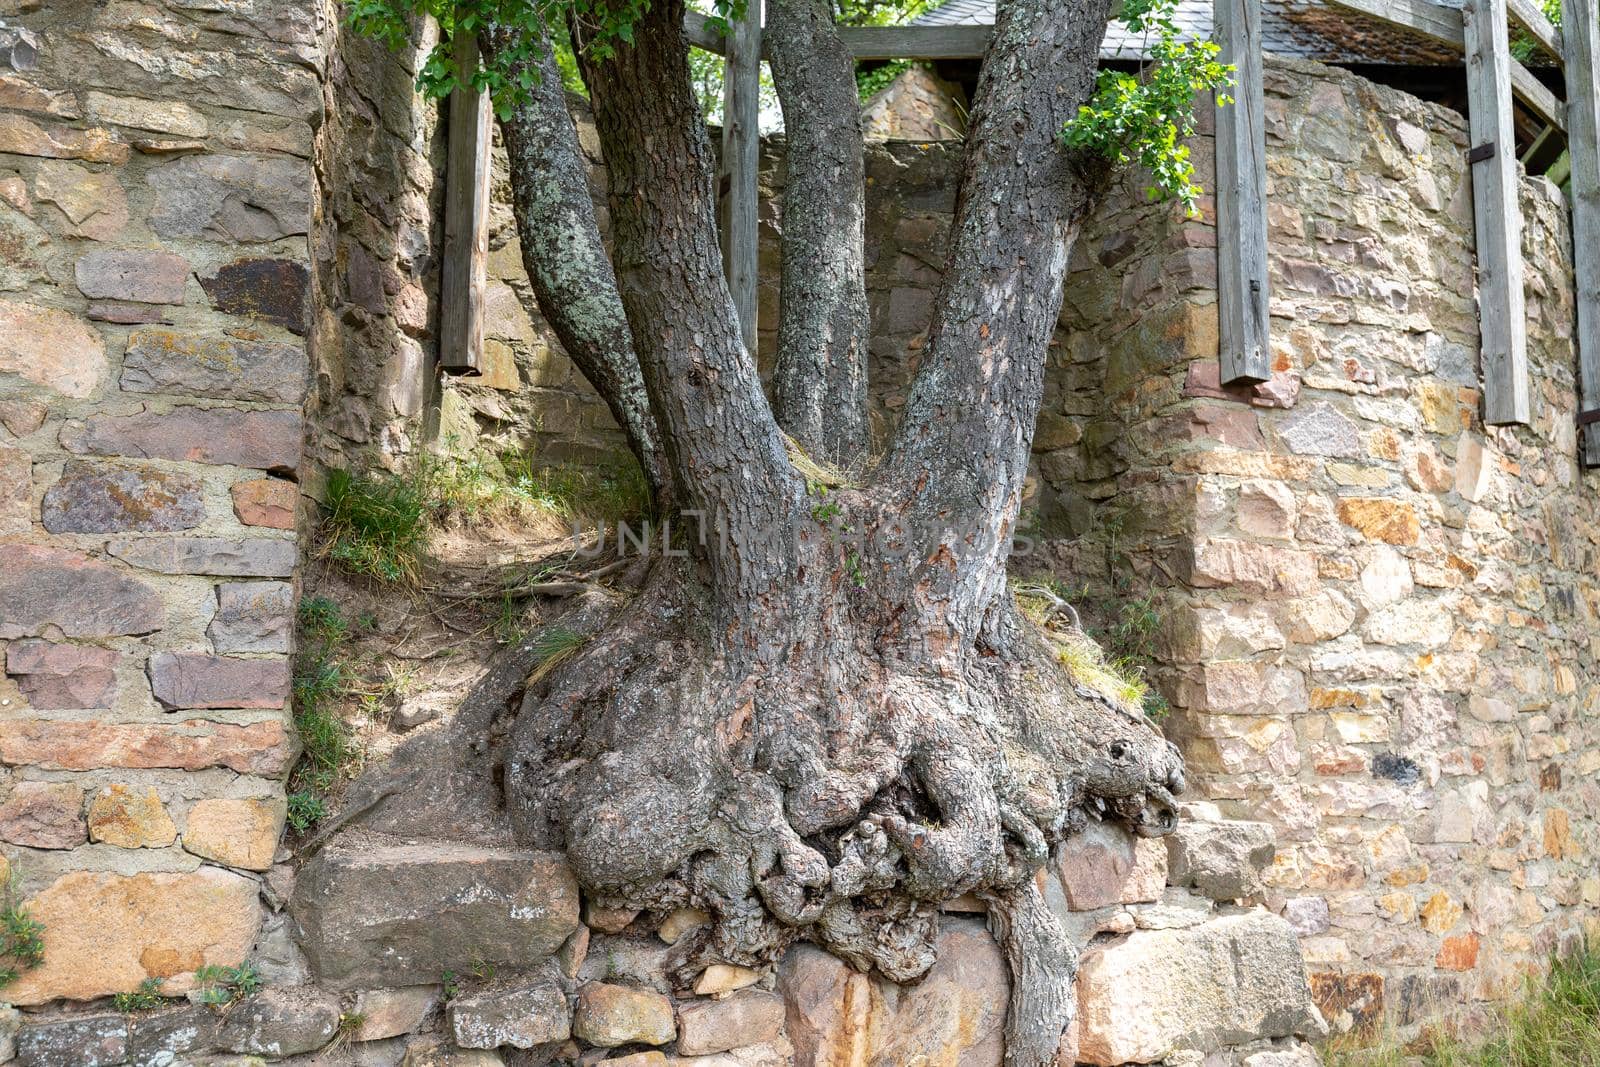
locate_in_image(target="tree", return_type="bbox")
[348,1,1224,1061]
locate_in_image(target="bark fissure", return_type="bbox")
[765,0,872,468]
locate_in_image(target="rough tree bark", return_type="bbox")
[479,3,1183,1064]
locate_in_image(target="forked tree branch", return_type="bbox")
[879,0,1115,643]
[572,0,807,629]
[482,21,672,505]
[765,0,872,468]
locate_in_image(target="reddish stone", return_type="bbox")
[1435,934,1480,972]
[1309,971,1384,1040]
[200,258,309,334]
[1337,498,1421,546]
[0,398,46,436]
[0,444,27,536]
[74,250,190,304]
[0,781,85,849]
[0,544,165,639]
[0,114,129,164]
[61,405,303,472]
[147,652,289,710]
[0,719,295,775]
[6,639,119,709]
[0,298,108,399]
[42,461,206,534]
[209,582,292,654]
[231,478,296,529]
[106,537,295,577]
[120,329,306,403]
[87,302,168,325]
[1177,403,1264,449]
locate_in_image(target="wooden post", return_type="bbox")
[1463,0,1530,426]
[720,1,762,354]
[439,33,493,375]
[1214,0,1271,384]
[1567,0,1600,465]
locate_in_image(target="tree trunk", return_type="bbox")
[479,4,1183,1064]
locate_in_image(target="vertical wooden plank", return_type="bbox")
[720,0,761,354]
[1214,0,1271,385]
[1567,0,1600,465]
[439,33,493,375]
[1463,0,1530,425]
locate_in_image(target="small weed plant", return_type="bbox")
[0,874,44,988]
[113,977,166,1013]
[193,963,261,1007]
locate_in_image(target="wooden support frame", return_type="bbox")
[1567,0,1600,465]
[1214,0,1271,385]
[1464,0,1531,425]
[719,0,762,353]
[439,34,493,375]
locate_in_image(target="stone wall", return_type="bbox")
[1041,57,1599,1041]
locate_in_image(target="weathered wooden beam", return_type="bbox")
[1507,0,1562,65]
[1326,0,1563,128]
[719,0,761,353]
[1215,0,1271,384]
[1464,0,1531,425]
[1566,0,1600,464]
[439,33,493,376]
[686,10,993,60]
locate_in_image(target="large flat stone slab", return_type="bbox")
[293,841,580,990]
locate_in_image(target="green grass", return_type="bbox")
[1327,947,1600,1067]
[324,467,428,583]
[0,875,44,988]
[113,977,166,1013]
[192,964,260,1006]
[287,598,358,834]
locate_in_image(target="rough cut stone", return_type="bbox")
[0,114,128,164]
[126,1006,218,1065]
[1186,539,1318,596]
[74,250,190,304]
[353,986,442,1042]
[293,842,580,989]
[148,155,312,242]
[0,444,26,535]
[1075,912,1321,1065]
[84,91,207,137]
[231,477,298,528]
[0,719,295,775]
[6,639,119,709]
[87,784,177,848]
[120,329,306,402]
[400,1036,506,1065]
[201,257,309,333]
[0,781,84,849]
[209,580,293,653]
[33,160,127,240]
[61,405,303,471]
[0,397,46,436]
[182,796,285,870]
[4,868,262,1005]
[1055,820,1139,911]
[148,652,290,710]
[677,990,786,1056]
[1336,498,1421,546]
[107,536,296,577]
[0,74,79,118]
[0,544,164,638]
[1276,402,1360,457]
[86,301,166,325]
[216,988,341,1057]
[42,461,205,534]
[1166,819,1277,901]
[574,983,676,1047]
[449,971,571,1049]
[14,1014,127,1067]
[695,963,763,996]
[0,298,107,398]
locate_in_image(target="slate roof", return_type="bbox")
[913,0,1465,66]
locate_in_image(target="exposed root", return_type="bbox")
[501,558,1184,1059]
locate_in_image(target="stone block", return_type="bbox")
[676,989,785,1056]
[0,114,128,164]
[209,580,293,653]
[73,250,190,304]
[231,477,298,529]
[6,639,119,709]
[148,652,290,710]
[62,406,304,471]
[33,160,127,240]
[87,784,177,848]
[1055,819,1138,911]
[0,781,84,849]
[200,258,310,334]
[0,719,296,775]
[1166,819,1276,901]
[126,1006,218,1064]
[1075,912,1321,1065]
[1186,538,1317,595]
[14,1014,127,1067]
[121,329,306,403]
[148,154,312,242]
[83,91,207,137]
[1275,402,1359,457]
[41,461,205,533]
[107,536,296,577]
[182,796,284,870]
[217,988,341,1057]
[3,869,261,1005]
[1336,497,1420,546]
[448,971,571,1049]
[352,986,442,1042]
[0,545,164,639]
[574,983,676,1048]
[0,444,27,535]
[0,298,107,398]
[293,842,580,989]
